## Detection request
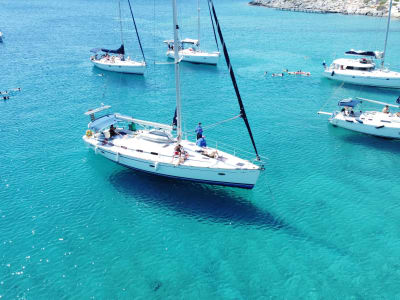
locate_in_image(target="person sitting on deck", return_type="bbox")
[128,122,136,132]
[196,135,207,148]
[109,124,119,137]
[382,105,390,114]
[174,144,183,156]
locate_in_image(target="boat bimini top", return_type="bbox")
[85,105,173,133]
[338,98,361,107]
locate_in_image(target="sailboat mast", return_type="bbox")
[173,0,182,142]
[118,0,124,45]
[197,0,201,49]
[381,0,393,69]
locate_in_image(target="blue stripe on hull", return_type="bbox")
[116,162,254,189]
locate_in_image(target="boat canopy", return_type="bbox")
[88,114,118,132]
[345,50,383,59]
[338,98,361,107]
[90,44,125,55]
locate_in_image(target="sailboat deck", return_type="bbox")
[91,56,145,67]
[84,130,259,171]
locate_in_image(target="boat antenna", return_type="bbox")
[381,0,393,69]
[118,0,124,46]
[127,0,146,64]
[207,0,219,52]
[208,0,260,160]
[173,0,182,143]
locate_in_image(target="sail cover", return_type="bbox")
[345,50,382,58]
[90,44,125,55]
[338,98,361,107]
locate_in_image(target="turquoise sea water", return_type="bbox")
[2,0,400,298]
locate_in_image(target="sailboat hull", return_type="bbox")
[167,50,219,65]
[83,135,260,189]
[91,58,146,75]
[323,69,400,89]
[329,111,400,139]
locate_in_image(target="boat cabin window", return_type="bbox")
[345,66,373,71]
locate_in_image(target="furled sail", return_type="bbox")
[208,0,260,160]
[345,50,382,58]
[127,0,146,63]
[90,44,125,55]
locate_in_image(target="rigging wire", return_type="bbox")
[207,0,219,51]
[182,114,241,134]
[127,0,146,63]
[208,0,260,161]
[118,0,124,45]
[318,82,344,112]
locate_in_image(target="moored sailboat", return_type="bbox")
[318,97,400,139]
[164,0,220,65]
[90,0,146,75]
[83,0,263,189]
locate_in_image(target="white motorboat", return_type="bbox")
[323,0,400,89]
[318,97,400,139]
[90,0,146,75]
[83,0,263,189]
[164,0,220,65]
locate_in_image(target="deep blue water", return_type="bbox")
[1,0,400,298]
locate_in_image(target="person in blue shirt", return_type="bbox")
[195,122,203,140]
[196,135,207,148]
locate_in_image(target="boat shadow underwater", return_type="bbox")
[107,169,350,256]
[329,125,400,152]
[109,168,285,230]
[91,66,147,89]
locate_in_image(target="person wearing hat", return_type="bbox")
[195,122,203,140]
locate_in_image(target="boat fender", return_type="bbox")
[86,130,93,137]
[331,71,335,76]
[154,162,159,171]
[376,125,384,129]
[116,152,120,162]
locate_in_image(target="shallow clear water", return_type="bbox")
[1,0,400,298]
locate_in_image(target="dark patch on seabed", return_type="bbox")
[109,169,349,256]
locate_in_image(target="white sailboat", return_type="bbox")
[164,0,220,65]
[322,0,400,89]
[83,0,263,189]
[318,97,400,139]
[90,0,146,75]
